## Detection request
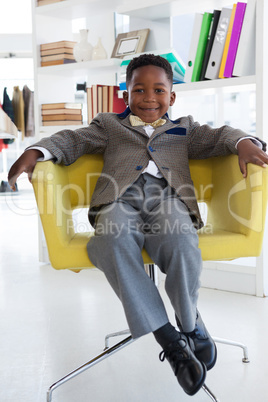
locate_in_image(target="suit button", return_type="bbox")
[136,165,143,170]
[148,146,155,152]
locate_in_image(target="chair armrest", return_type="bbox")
[207,155,268,237]
[32,161,75,264]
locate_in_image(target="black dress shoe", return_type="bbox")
[176,310,217,371]
[159,334,206,396]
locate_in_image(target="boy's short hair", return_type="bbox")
[126,54,173,88]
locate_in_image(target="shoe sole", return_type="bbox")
[185,361,207,396]
[206,344,217,371]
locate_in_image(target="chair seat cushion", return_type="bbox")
[48,228,258,270]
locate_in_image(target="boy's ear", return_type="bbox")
[170,91,176,106]
[123,91,129,106]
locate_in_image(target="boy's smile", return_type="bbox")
[123,65,176,123]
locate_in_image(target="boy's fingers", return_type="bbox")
[239,155,268,179]
[8,167,22,188]
[239,159,247,178]
[27,169,34,183]
[8,163,32,188]
[8,150,40,186]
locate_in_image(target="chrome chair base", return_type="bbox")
[46,265,248,401]
[213,336,250,363]
[46,332,250,402]
[47,335,134,402]
[104,329,131,350]
[202,384,221,402]
[104,331,250,364]
[46,329,221,402]
[47,330,220,402]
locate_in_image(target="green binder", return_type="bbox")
[191,12,213,82]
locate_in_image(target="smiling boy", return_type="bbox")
[8,54,268,396]
[123,62,176,122]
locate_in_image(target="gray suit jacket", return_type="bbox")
[33,107,265,229]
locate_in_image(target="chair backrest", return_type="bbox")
[64,154,214,207]
[32,153,268,269]
[66,154,104,209]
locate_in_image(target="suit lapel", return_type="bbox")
[151,120,179,138]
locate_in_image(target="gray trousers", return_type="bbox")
[87,173,202,339]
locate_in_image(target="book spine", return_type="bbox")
[184,13,204,83]
[199,10,221,81]
[219,4,237,79]
[224,2,247,78]
[41,54,75,62]
[42,114,82,121]
[205,8,233,80]
[233,0,256,77]
[41,59,76,67]
[191,12,213,82]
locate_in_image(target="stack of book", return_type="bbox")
[119,49,186,90]
[41,103,83,126]
[37,0,65,6]
[87,85,126,124]
[40,41,76,67]
[184,1,255,82]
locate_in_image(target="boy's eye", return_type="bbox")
[133,88,165,93]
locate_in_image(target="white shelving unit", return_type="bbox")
[37,58,122,76]
[31,0,268,296]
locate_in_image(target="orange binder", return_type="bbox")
[218,4,237,79]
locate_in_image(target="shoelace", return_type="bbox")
[159,347,185,361]
[159,349,185,376]
[159,338,188,375]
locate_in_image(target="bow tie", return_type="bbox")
[129,115,166,128]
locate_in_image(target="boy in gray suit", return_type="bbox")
[8,54,268,396]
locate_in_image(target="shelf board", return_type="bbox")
[118,0,235,19]
[117,0,172,19]
[118,76,256,98]
[35,0,107,18]
[173,75,256,93]
[35,0,235,20]
[35,0,133,18]
[37,58,122,76]
[39,123,86,137]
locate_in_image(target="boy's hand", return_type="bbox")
[8,149,43,191]
[237,139,268,178]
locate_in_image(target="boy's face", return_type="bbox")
[123,65,176,123]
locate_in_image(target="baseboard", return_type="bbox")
[201,261,257,296]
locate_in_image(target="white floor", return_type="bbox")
[1,182,268,402]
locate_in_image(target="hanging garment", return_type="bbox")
[12,86,25,139]
[23,85,35,137]
[2,87,15,123]
[2,88,15,144]
[0,104,8,151]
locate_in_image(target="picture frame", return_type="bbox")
[111,29,150,59]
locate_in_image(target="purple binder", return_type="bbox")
[224,2,247,78]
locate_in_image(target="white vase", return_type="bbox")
[73,29,93,62]
[92,37,107,60]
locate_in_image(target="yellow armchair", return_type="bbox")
[31,154,268,402]
[32,154,268,270]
